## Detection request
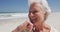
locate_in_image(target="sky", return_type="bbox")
[0,0,60,13]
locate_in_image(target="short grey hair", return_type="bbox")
[28,0,51,14]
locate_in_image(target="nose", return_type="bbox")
[30,13,34,17]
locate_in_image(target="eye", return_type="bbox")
[33,10,38,14]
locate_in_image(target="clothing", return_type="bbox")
[50,26,58,32]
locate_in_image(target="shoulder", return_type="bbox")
[44,23,59,32]
[43,23,51,32]
[43,23,51,30]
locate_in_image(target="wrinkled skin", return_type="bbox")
[12,3,51,32]
[12,21,50,32]
[28,3,50,32]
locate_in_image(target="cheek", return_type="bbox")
[35,13,44,21]
[28,14,32,19]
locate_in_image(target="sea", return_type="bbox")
[0,12,60,32]
[0,12,29,32]
[0,12,28,19]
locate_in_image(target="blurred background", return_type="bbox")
[0,0,60,32]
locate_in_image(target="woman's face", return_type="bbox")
[28,3,45,24]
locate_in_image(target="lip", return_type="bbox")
[29,18,37,23]
[30,17,36,19]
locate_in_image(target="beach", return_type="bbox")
[0,12,60,32]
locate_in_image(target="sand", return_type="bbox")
[0,12,60,32]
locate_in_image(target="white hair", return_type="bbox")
[28,0,51,14]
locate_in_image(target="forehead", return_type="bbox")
[30,3,42,11]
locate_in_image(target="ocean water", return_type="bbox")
[0,13,28,32]
[0,12,60,32]
[0,13,28,19]
[0,13,28,25]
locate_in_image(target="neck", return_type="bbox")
[33,21,44,32]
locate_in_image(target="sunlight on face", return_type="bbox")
[28,3,45,24]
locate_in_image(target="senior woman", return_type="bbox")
[12,0,58,32]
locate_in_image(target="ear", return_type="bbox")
[44,12,49,21]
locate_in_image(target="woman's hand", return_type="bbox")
[12,21,33,32]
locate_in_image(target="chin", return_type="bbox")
[30,18,37,24]
[30,19,34,23]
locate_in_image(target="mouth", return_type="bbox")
[30,18,37,23]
